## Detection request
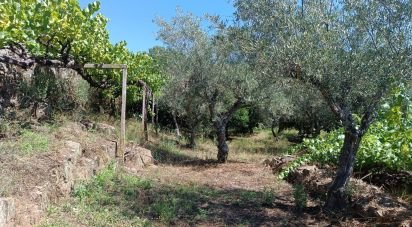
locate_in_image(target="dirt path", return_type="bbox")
[132,157,330,226]
[137,162,283,191]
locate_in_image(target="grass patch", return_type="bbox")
[0,125,53,156]
[227,129,295,162]
[41,163,150,227]
[230,130,293,155]
[147,139,206,165]
[18,129,49,155]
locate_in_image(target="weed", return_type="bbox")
[262,188,276,206]
[345,181,361,198]
[151,197,178,222]
[293,184,307,212]
[45,163,151,226]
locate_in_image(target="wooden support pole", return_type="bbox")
[155,95,159,135]
[152,94,155,125]
[119,67,127,163]
[141,84,148,143]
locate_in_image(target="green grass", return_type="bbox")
[41,163,150,227]
[0,125,53,156]
[230,129,294,155]
[18,129,50,155]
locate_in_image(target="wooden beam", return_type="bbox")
[84,63,127,69]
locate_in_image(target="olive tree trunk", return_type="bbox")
[172,111,181,140]
[271,119,277,138]
[324,130,362,210]
[215,119,229,163]
[211,98,246,163]
[187,128,196,148]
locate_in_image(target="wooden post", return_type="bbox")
[152,94,155,125]
[83,63,127,163]
[119,66,127,163]
[155,96,159,135]
[141,84,148,143]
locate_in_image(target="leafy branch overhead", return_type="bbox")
[0,0,165,97]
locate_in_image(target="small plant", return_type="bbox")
[73,183,90,201]
[151,197,178,223]
[293,184,307,212]
[18,129,49,155]
[262,188,276,206]
[344,182,358,198]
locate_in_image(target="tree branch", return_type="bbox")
[0,43,112,89]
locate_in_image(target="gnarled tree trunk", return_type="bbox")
[215,119,229,163]
[271,119,277,138]
[187,128,196,148]
[324,130,362,210]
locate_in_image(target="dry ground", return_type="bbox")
[2,121,410,226]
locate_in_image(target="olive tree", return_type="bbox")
[234,0,412,209]
[156,12,258,162]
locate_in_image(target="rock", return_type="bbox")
[95,123,116,135]
[80,119,115,136]
[60,141,82,196]
[0,197,15,226]
[287,165,318,183]
[124,144,154,173]
[80,119,94,130]
[263,155,296,173]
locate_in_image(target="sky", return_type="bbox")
[78,0,235,53]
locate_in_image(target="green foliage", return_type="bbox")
[0,0,165,110]
[229,107,251,134]
[280,85,412,178]
[18,129,49,155]
[293,184,307,211]
[156,11,258,148]
[19,67,90,113]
